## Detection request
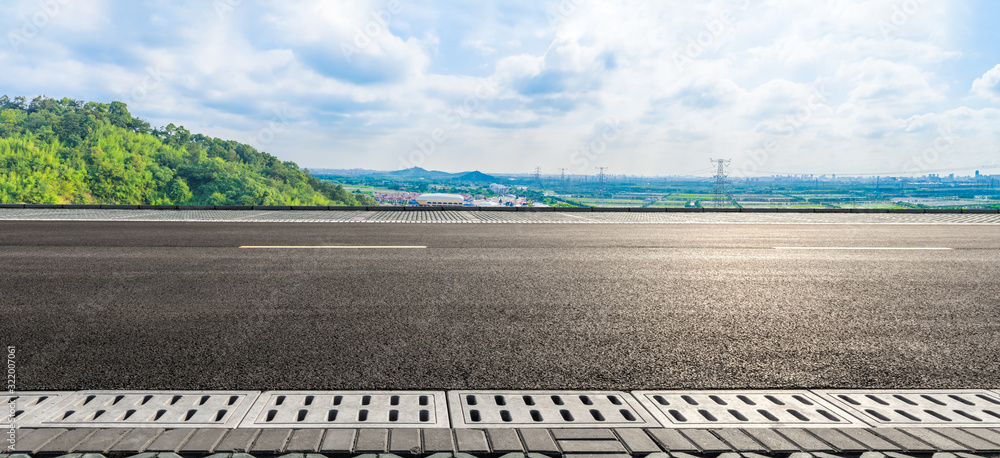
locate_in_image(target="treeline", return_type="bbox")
[0,95,377,206]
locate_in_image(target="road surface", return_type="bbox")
[2,220,998,390]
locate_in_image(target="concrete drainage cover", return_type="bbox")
[448,390,660,428]
[18,391,259,428]
[632,390,866,428]
[239,391,449,428]
[815,389,1000,427]
[2,392,72,424]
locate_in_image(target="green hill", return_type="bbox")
[0,95,376,206]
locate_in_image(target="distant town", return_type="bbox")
[312,166,1000,209]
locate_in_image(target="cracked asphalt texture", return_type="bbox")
[2,220,998,390]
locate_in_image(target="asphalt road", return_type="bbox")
[2,220,999,390]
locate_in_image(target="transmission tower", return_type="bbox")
[596,167,609,204]
[709,159,731,207]
[559,168,568,182]
[534,166,542,187]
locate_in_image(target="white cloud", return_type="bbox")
[971,64,1000,102]
[0,0,995,175]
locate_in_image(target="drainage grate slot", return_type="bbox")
[866,395,890,406]
[922,395,946,405]
[949,395,975,406]
[817,410,841,422]
[21,391,258,428]
[793,395,814,406]
[866,409,891,422]
[817,390,1000,427]
[450,391,658,428]
[978,395,1000,405]
[953,410,981,422]
[635,391,859,427]
[787,410,810,421]
[241,391,448,428]
[728,409,748,421]
[758,410,778,422]
[924,410,952,422]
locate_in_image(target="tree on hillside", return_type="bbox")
[0,95,377,206]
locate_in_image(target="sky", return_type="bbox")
[2,0,1000,177]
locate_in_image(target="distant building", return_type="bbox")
[489,183,509,194]
[414,193,466,206]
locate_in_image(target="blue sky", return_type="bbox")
[2,0,999,176]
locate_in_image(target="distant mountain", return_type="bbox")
[309,168,382,176]
[312,167,501,183]
[383,167,456,179]
[457,170,498,183]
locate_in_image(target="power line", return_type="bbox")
[752,164,1000,177]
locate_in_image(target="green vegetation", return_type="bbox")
[0,95,376,206]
